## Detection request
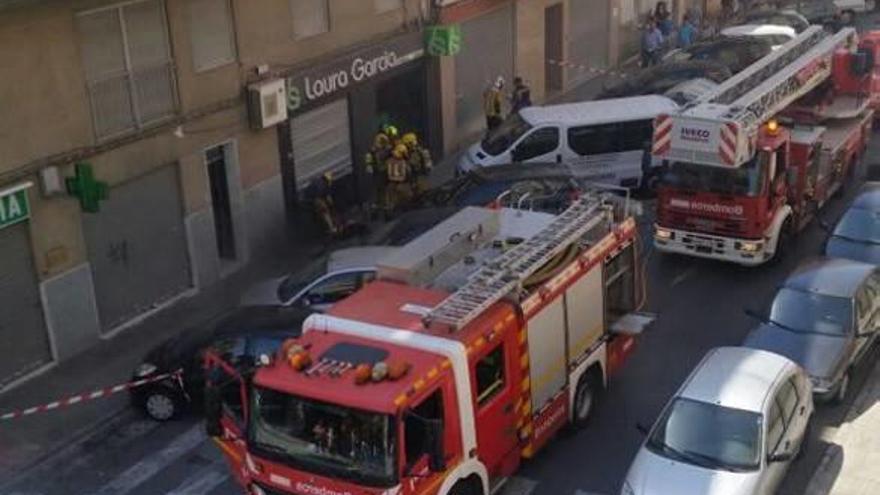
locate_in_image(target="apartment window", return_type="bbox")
[189,0,237,72]
[375,0,403,13]
[77,0,176,139]
[291,0,330,39]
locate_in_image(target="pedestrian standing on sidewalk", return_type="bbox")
[510,77,532,114]
[642,17,664,67]
[483,77,505,133]
[654,1,674,37]
[678,13,697,48]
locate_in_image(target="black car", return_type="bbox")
[131,305,313,421]
[662,36,773,75]
[595,60,733,100]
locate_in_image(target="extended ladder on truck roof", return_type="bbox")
[692,26,857,131]
[425,195,610,330]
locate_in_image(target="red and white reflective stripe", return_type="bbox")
[0,369,183,422]
[652,114,673,156]
[719,122,739,166]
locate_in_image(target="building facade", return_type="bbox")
[0,0,702,389]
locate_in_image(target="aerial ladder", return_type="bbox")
[654,26,860,167]
[425,194,613,330]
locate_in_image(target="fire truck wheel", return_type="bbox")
[573,371,603,428]
[144,389,181,421]
[449,476,483,495]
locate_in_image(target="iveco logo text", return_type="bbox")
[669,198,744,216]
[679,127,711,143]
[294,482,353,495]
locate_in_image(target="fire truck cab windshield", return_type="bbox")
[249,386,397,487]
[662,152,772,197]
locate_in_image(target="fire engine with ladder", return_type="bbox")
[205,192,650,495]
[652,26,877,265]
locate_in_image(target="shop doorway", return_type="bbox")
[545,4,564,94]
[376,66,428,143]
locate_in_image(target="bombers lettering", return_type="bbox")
[669,198,744,216]
[294,481,353,495]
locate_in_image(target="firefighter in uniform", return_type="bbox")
[384,144,411,215]
[402,132,432,199]
[308,171,341,237]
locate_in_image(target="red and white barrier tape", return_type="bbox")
[0,369,183,422]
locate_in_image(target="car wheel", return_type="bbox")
[144,389,181,421]
[832,372,850,405]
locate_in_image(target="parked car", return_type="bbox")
[621,347,813,495]
[743,258,880,403]
[721,24,798,50]
[743,10,810,33]
[663,37,773,75]
[825,183,880,264]
[457,95,679,189]
[756,0,838,24]
[240,245,398,310]
[131,305,313,421]
[596,61,732,100]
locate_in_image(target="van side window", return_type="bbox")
[568,119,653,156]
[514,127,559,160]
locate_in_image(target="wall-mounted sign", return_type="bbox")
[426,25,462,56]
[0,182,32,230]
[66,162,108,213]
[286,32,424,114]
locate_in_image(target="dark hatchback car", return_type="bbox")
[131,305,313,421]
[743,258,880,403]
[662,36,773,75]
[595,60,733,100]
[825,183,880,264]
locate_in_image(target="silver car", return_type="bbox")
[240,246,398,312]
[744,258,880,402]
[825,183,880,265]
[622,347,813,495]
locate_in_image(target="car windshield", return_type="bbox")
[249,387,397,487]
[833,208,880,244]
[662,155,769,197]
[481,113,532,156]
[647,397,762,472]
[770,288,853,336]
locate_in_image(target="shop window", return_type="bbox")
[605,244,636,325]
[291,0,330,39]
[76,0,177,139]
[375,0,402,13]
[189,0,237,72]
[404,388,444,470]
[513,127,559,161]
[475,345,506,405]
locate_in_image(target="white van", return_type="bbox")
[457,95,680,189]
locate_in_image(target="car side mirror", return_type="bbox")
[204,383,223,438]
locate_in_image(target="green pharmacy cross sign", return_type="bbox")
[0,183,32,230]
[66,162,108,213]
[425,25,462,57]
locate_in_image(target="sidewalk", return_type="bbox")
[805,358,880,495]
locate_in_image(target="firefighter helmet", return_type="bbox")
[383,124,399,138]
[392,144,408,159]
[401,132,418,147]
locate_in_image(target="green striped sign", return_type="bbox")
[0,185,31,230]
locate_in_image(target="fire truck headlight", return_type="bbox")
[738,241,762,253]
[134,363,157,378]
[655,228,673,241]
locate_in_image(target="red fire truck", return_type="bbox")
[652,26,876,265]
[205,194,650,495]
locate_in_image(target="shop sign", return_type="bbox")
[0,182,32,230]
[286,32,424,114]
[425,25,462,56]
